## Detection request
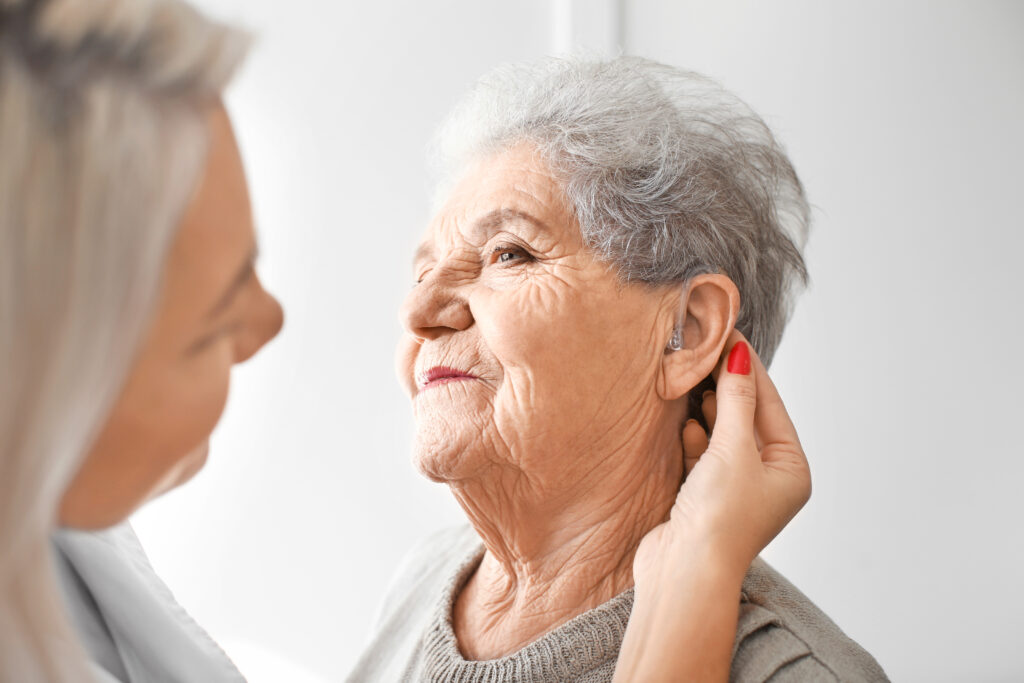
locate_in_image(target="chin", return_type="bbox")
[174,445,210,487]
[413,456,450,483]
[412,428,488,483]
[413,441,467,483]
[412,393,495,482]
[147,442,211,502]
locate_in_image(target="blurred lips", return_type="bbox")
[418,366,478,390]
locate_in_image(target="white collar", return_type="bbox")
[53,522,246,683]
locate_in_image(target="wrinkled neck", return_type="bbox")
[448,407,684,659]
[452,466,676,592]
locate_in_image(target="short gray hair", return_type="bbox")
[0,0,246,679]
[432,56,810,366]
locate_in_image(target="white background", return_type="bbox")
[132,1,1024,681]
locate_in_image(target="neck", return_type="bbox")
[450,411,683,660]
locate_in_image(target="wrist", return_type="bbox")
[635,531,750,598]
[620,539,746,682]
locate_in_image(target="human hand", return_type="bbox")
[634,330,812,584]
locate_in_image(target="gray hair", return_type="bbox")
[0,0,246,679]
[432,56,810,367]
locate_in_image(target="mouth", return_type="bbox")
[417,365,478,391]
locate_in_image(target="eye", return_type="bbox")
[491,243,533,265]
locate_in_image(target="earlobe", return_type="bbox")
[656,274,740,401]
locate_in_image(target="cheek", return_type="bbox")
[471,279,661,441]
[129,345,232,471]
[472,280,610,387]
[70,343,233,525]
[468,284,589,442]
[158,344,233,455]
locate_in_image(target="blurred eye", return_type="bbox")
[186,331,225,356]
[186,323,241,357]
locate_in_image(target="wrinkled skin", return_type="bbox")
[59,105,283,529]
[397,143,739,659]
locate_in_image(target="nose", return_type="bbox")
[234,278,284,363]
[400,269,473,342]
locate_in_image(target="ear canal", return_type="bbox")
[664,284,691,354]
[665,326,684,353]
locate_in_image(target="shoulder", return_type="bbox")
[53,523,245,682]
[400,523,481,567]
[384,524,480,593]
[731,558,889,683]
[349,525,483,681]
[370,524,481,628]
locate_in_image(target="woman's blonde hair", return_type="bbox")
[0,0,247,678]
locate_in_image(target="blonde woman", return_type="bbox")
[0,0,281,679]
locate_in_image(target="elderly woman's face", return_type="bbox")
[399,144,681,483]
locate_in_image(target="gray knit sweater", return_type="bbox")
[348,525,887,682]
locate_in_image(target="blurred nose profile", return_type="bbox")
[235,278,284,363]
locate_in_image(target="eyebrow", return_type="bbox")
[205,245,258,320]
[412,208,550,267]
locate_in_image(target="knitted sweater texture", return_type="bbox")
[348,525,887,682]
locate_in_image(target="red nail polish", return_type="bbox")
[727,342,751,375]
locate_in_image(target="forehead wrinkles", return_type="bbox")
[417,150,581,266]
[413,212,481,278]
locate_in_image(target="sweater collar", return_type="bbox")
[419,542,636,682]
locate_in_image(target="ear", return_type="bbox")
[656,274,740,401]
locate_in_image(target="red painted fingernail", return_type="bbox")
[727,342,751,375]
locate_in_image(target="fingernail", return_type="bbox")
[702,390,715,401]
[727,341,751,375]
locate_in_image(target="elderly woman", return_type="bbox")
[350,58,887,681]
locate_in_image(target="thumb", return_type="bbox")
[708,333,757,455]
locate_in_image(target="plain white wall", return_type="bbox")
[131,2,1023,681]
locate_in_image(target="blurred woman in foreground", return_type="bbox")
[0,0,281,679]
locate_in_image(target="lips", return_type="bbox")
[418,365,478,390]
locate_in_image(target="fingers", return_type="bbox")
[706,330,758,455]
[744,342,803,464]
[711,329,806,472]
[681,419,708,476]
[701,390,717,432]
